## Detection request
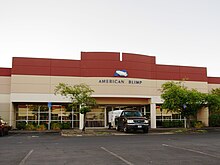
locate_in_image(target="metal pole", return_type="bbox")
[184,117,187,128]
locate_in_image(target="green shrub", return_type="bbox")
[61,122,71,129]
[36,124,46,131]
[25,123,36,130]
[162,120,184,128]
[209,114,220,127]
[51,122,61,130]
[194,121,204,129]
[16,121,26,130]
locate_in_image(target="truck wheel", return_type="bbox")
[123,126,128,133]
[0,130,4,136]
[4,129,8,135]
[143,128,148,133]
[116,125,120,131]
[108,123,111,129]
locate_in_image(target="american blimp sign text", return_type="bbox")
[114,70,128,77]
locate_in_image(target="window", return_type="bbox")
[16,103,79,129]
[86,107,105,127]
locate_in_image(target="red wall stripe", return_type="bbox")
[0,68,11,76]
[208,77,220,84]
[122,53,156,64]
[81,52,120,61]
[4,52,218,83]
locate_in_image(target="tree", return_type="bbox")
[55,83,96,132]
[161,81,207,128]
[211,88,220,96]
[207,88,220,114]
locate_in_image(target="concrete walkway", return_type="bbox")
[8,127,220,136]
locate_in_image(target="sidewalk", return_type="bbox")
[9,130,60,134]
[60,127,220,136]
[9,128,174,136]
[9,127,220,136]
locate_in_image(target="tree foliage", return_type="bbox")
[161,81,207,127]
[211,88,220,96]
[54,83,96,131]
[207,88,220,114]
[161,81,220,127]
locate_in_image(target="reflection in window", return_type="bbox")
[86,108,105,127]
[16,104,79,129]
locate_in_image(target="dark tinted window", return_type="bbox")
[124,111,142,117]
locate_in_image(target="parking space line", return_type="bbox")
[100,147,134,165]
[162,144,220,159]
[19,149,34,165]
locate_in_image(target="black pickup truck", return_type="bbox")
[115,110,149,133]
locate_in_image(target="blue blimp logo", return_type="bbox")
[114,70,128,77]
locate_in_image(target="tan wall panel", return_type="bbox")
[184,81,208,93]
[0,94,10,103]
[11,75,51,93]
[208,84,220,92]
[51,76,82,85]
[11,84,50,93]
[51,77,159,96]
[184,81,208,89]
[0,103,10,123]
[89,86,156,96]
[0,77,11,94]
[0,84,11,94]
[11,93,71,102]
[11,75,50,84]
[49,76,83,94]
[0,77,11,84]
[95,97,150,105]
[156,80,208,94]
[197,107,209,126]
[51,76,157,86]
[49,76,208,97]
[11,75,210,98]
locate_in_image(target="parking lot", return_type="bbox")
[1,132,220,165]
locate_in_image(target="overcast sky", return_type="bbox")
[0,0,220,77]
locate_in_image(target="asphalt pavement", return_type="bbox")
[1,130,220,165]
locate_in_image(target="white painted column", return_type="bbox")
[104,107,107,128]
[79,113,84,130]
[150,103,156,128]
[48,106,51,130]
[143,106,146,116]
[9,103,14,127]
[79,105,84,130]
[38,106,40,126]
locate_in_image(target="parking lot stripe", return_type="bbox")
[19,149,34,165]
[101,147,134,165]
[162,144,220,159]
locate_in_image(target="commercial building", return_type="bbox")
[1,52,220,129]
